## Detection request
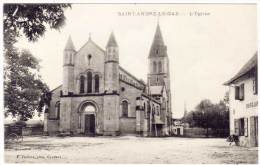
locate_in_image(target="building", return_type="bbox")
[224,53,258,147]
[171,118,184,136]
[44,24,172,137]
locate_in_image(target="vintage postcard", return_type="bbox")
[2,2,258,164]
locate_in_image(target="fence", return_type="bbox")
[183,127,229,138]
[5,124,43,136]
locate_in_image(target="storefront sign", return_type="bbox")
[246,101,258,109]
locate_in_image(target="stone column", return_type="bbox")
[43,112,49,135]
[103,94,120,136]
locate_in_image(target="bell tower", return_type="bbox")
[148,23,170,91]
[103,32,120,136]
[60,35,76,134]
[104,32,119,92]
[62,35,76,95]
[147,23,172,134]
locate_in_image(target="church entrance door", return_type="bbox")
[85,114,95,136]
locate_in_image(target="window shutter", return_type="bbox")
[254,73,258,94]
[240,84,244,100]
[253,79,256,94]
[244,118,248,137]
[234,119,239,135]
[239,118,245,136]
[235,86,240,100]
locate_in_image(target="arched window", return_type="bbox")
[158,61,162,73]
[153,61,157,73]
[78,115,81,128]
[122,100,128,117]
[87,54,92,66]
[80,76,85,93]
[87,72,92,93]
[55,101,60,119]
[94,75,99,93]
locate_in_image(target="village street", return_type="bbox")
[5,136,258,164]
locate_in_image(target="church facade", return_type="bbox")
[44,24,172,137]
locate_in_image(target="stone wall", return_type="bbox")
[60,97,72,132]
[239,116,258,147]
[103,95,120,135]
[46,120,59,135]
[47,86,61,133]
[183,128,229,138]
[119,117,136,134]
[70,96,104,134]
[49,86,61,119]
[73,40,105,94]
[22,126,43,136]
[119,81,143,118]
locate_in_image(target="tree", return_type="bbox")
[4,4,71,43]
[223,91,229,106]
[4,49,49,120]
[194,99,213,135]
[4,4,71,120]
[182,99,229,137]
[182,111,195,127]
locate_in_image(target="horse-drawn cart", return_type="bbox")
[4,125,23,143]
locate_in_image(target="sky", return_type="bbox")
[15,4,257,118]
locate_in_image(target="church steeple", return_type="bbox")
[104,31,119,92]
[149,23,167,58]
[148,23,170,87]
[62,35,76,95]
[153,23,164,46]
[64,35,75,51]
[106,32,118,48]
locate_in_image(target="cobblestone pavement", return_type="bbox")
[4,136,258,164]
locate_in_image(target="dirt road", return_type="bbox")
[4,136,258,164]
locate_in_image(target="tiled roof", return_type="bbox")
[224,52,257,85]
[119,66,146,86]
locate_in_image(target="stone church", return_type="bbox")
[44,23,172,137]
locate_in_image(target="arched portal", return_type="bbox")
[78,101,98,136]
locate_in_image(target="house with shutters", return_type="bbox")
[224,52,258,147]
[44,23,172,137]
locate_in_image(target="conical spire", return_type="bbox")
[149,23,167,58]
[64,35,75,51]
[106,32,118,48]
[152,23,164,46]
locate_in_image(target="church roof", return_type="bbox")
[149,23,167,58]
[77,38,105,54]
[64,35,76,51]
[119,66,146,86]
[106,32,118,47]
[224,52,257,85]
[51,85,62,92]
